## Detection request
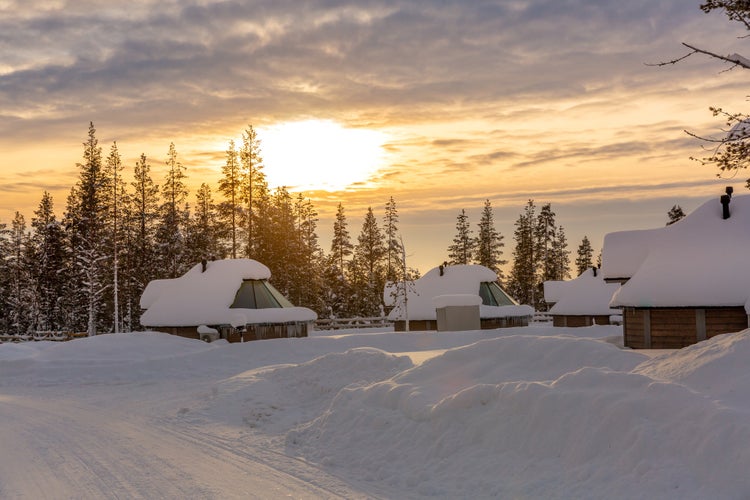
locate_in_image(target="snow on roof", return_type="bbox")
[545,268,621,316]
[607,193,750,312]
[387,264,533,321]
[140,259,316,326]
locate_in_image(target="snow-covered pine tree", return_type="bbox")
[185,183,225,264]
[535,203,557,284]
[575,236,594,276]
[506,200,539,308]
[351,207,387,317]
[217,141,242,259]
[264,187,297,297]
[240,125,268,259]
[292,193,324,311]
[155,143,189,278]
[474,199,506,280]
[383,197,401,283]
[666,204,686,225]
[552,225,571,280]
[7,212,34,334]
[127,152,160,329]
[30,192,68,332]
[63,123,112,336]
[330,203,353,273]
[447,209,473,265]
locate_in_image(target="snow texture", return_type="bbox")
[545,268,621,316]
[605,193,750,311]
[433,294,483,308]
[5,325,750,498]
[140,258,317,326]
[387,264,533,321]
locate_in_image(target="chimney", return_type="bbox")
[721,186,733,220]
[201,258,207,272]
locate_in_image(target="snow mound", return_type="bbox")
[286,334,750,498]
[634,329,750,409]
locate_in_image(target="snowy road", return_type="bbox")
[0,393,364,499]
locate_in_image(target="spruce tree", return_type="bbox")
[552,225,571,280]
[575,236,594,276]
[240,125,267,258]
[330,203,353,272]
[351,207,387,316]
[0,219,10,332]
[7,212,33,334]
[30,192,68,332]
[535,203,557,283]
[383,197,401,283]
[185,183,224,264]
[217,141,242,259]
[63,123,111,336]
[447,209,473,265]
[506,200,538,307]
[156,142,189,277]
[474,199,506,279]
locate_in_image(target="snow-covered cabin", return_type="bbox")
[602,190,750,349]
[140,259,317,342]
[543,268,621,327]
[385,264,534,331]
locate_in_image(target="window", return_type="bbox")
[230,279,293,309]
[478,282,518,307]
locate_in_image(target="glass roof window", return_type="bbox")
[230,279,295,309]
[479,281,518,307]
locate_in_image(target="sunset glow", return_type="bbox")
[259,120,388,191]
[0,1,748,272]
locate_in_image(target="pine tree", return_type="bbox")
[667,205,686,225]
[575,236,594,276]
[240,125,268,258]
[0,219,11,332]
[292,193,324,311]
[383,197,401,283]
[351,207,387,316]
[217,141,242,259]
[535,203,557,283]
[156,142,189,277]
[506,200,538,307]
[185,183,224,264]
[447,209,473,265]
[127,153,160,329]
[30,192,68,332]
[7,212,33,334]
[552,225,571,280]
[103,142,127,333]
[330,203,353,272]
[63,123,111,336]
[474,199,506,279]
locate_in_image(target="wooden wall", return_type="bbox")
[395,316,530,331]
[552,315,611,328]
[150,321,310,343]
[623,307,748,349]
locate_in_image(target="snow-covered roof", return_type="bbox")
[140,259,316,326]
[606,193,750,312]
[545,268,621,316]
[387,264,533,321]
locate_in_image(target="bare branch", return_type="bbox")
[682,42,750,69]
[645,50,698,67]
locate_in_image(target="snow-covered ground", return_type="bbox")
[2,324,750,499]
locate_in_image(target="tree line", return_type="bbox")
[0,123,598,335]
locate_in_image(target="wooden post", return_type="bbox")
[643,309,651,349]
[696,309,706,342]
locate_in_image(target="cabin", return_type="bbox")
[385,264,534,331]
[543,268,621,327]
[602,189,750,349]
[140,259,317,342]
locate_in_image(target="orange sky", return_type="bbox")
[1,1,747,274]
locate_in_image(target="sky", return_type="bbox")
[1,0,748,274]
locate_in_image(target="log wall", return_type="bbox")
[622,306,749,349]
[552,315,611,328]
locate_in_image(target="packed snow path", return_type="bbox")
[3,326,750,498]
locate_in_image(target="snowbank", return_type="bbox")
[5,326,750,498]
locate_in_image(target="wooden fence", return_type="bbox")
[314,317,393,330]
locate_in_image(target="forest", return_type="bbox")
[0,123,595,336]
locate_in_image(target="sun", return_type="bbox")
[258,119,388,191]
